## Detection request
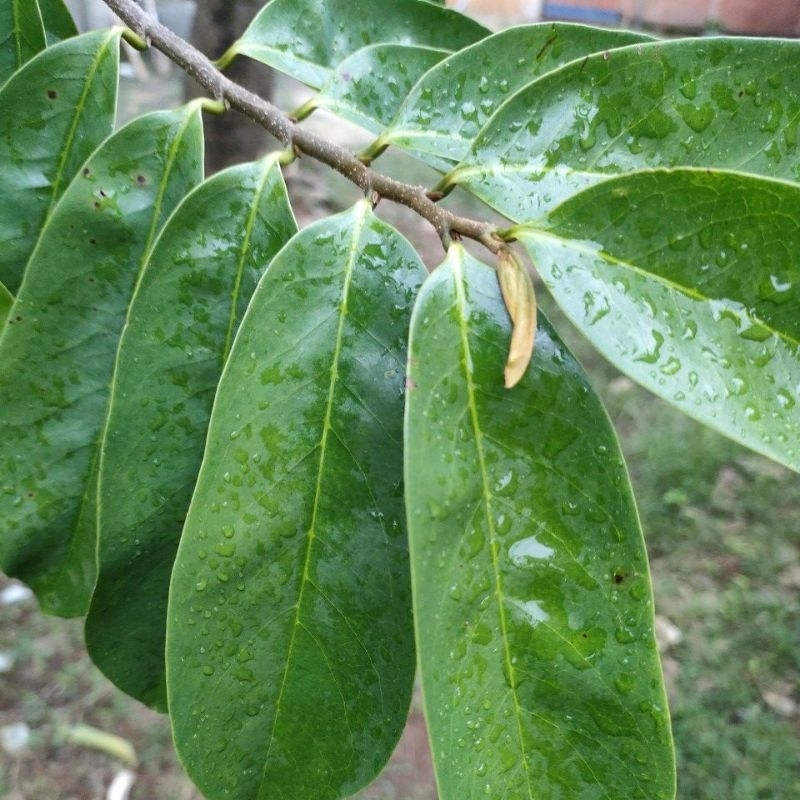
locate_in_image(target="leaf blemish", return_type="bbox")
[47,89,57,99]
[536,33,557,60]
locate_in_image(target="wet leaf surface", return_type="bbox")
[167,202,426,800]
[303,43,447,134]
[0,106,202,616]
[0,28,120,292]
[518,168,800,473]
[229,0,488,89]
[378,23,652,169]
[450,37,800,220]
[85,157,297,710]
[405,247,674,800]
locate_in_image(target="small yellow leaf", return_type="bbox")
[496,248,537,389]
[65,724,138,766]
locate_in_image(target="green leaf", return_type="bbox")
[0,280,11,326]
[296,44,447,134]
[227,0,489,89]
[405,247,674,800]
[0,0,46,85]
[449,37,800,220]
[37,0,78,44]
[85,156,298,710]
[0,28,120,292]
[167,201,426,800]
[0,105,203,616]
[517,168,800,473]
[375,23,652,168]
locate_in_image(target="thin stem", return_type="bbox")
[102,0,506,254]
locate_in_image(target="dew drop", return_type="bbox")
[776,387,796,409]
[659,357,681,376]
[614,673,636,694]
[614,626,636,644]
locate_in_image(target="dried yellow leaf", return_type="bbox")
[496,247,537,389]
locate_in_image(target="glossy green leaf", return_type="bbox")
[405,247,674,800]
[0,0,46,84]
[0,280,11,326]
[517,168,800,472]
[0,28,120,292]
[375,23,652,169]
[37,0,78,44]
[167,201,426,800]
[296,44,447,134]
[0,106,203,616]
[227,0,488,89]
[85,157,298,710]
[449,37,800,220]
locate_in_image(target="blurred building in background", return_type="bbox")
[63,0,800,37]
[453,0,800,35]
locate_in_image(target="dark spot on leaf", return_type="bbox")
[26,492,35,499]
[47,89,57,99]
[738,90,745,98]
[136,174,147,185]
[87,276,96,283]
[613,571,626,584]
[93,201,101,209]
[82,168,91,177]
[581,632,589,639]
[99,189,108,197]
[89,238,97,245]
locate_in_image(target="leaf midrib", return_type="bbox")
[450,247,534,795]
[261,204,368,781]
[518,227,800,351]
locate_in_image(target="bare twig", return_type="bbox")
[103,0,506,253]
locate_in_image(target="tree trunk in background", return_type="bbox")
[184,0,274,173]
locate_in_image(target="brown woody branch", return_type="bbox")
[103,0,506,253]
